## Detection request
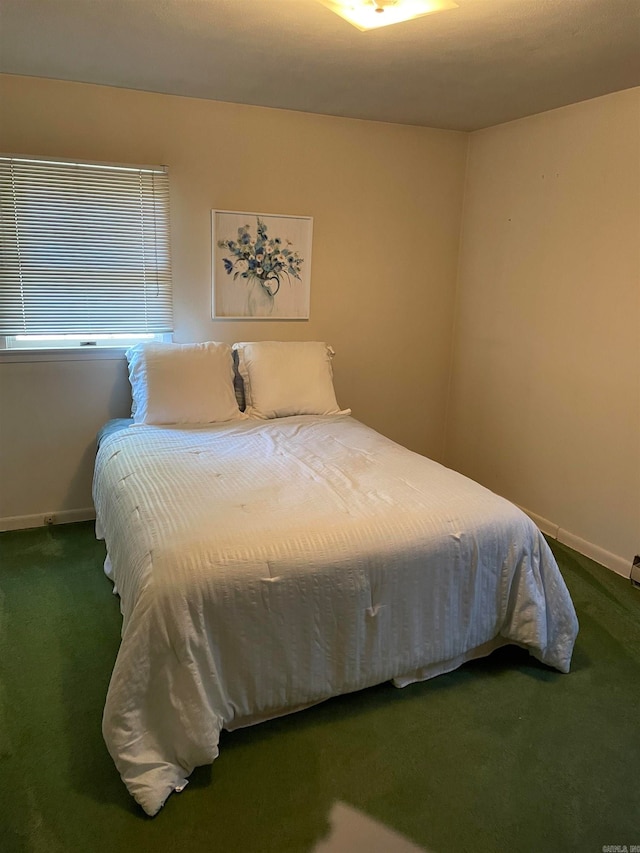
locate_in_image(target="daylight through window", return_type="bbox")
[0,155,173,348]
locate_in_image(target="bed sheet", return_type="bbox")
[93,414,578,815]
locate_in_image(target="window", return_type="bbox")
[0,155,173,350]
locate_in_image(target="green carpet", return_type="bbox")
[0,522,638,853]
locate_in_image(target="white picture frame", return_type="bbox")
[212,210,313,319]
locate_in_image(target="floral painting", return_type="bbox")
[212,210,313,319]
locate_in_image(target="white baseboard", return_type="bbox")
[520,508,559,541]
[519,506,631,580]
[0,507,96,532]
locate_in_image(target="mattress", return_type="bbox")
[93,414,578,815]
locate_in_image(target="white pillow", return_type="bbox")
[233,341,350,419]
[126,342,245,425]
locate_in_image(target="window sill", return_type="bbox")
[0,347,129,364]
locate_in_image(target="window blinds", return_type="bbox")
[0,156,173,336]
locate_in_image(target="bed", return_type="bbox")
[94,341,578,816]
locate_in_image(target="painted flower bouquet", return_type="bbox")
[217,218,304,314]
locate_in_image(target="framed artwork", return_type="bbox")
[212,210,313,319]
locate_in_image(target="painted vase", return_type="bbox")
[247,279,275,316]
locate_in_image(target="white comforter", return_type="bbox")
[93,415,578,816]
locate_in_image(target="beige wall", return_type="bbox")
[0,75,468,524]
[446,88,640,569]
[2,76,637,571]
[0,357,132,521]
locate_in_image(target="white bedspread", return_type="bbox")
[93,415,578,816]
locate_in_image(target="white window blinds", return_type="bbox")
[0,156,173,336]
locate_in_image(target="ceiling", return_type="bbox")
[1,0,639,131]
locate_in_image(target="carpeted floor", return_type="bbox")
[0,521,638,853]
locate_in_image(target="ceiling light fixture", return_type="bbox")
[316,0,459,31]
